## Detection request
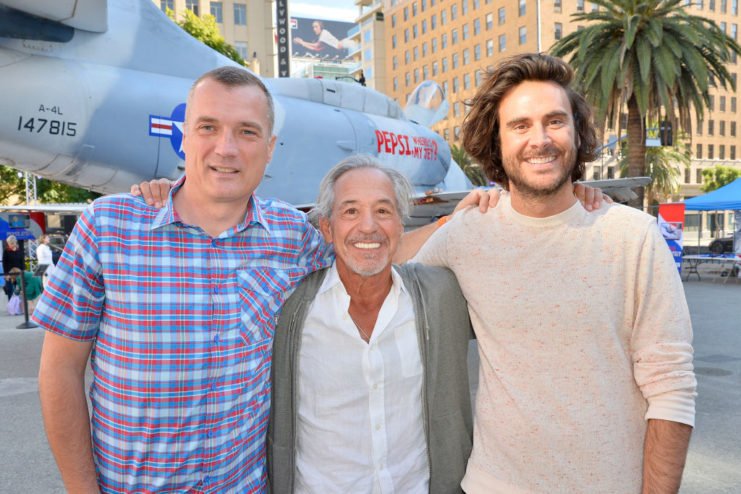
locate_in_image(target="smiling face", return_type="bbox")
[181,78,276,210]
[498,80,578,206]
[319,168,403,280]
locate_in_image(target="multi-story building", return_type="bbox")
[349,0,388,92]
[152,0,276,77]
[384,0,740,239]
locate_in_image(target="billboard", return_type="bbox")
[291,17,357,61]
[658,203,685,274]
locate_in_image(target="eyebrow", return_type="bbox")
[194,116,264,132]
[504,110,570,129]
[337,198,396,209]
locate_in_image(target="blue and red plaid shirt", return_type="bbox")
[32,179,332,493]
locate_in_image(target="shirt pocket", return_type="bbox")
[236,266,293,346]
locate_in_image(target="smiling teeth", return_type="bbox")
[213,167,236,173]
[355,242,381,249]
[528,156,555,164]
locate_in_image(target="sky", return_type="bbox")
[290,0,358,22]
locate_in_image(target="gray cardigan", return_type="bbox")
[267,263,474,494]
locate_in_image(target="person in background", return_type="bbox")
[3,235,24,301]
[9,267,43,313]
[36,234,55,289]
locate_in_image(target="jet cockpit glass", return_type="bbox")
[403,81,450,128]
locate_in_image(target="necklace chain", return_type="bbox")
[349,313,371,343]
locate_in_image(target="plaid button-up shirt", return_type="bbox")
[33,180,332,493]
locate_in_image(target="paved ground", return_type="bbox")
[1,273,739,492]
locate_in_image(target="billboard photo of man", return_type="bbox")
[292,18,357,60]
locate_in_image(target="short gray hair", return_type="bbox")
[186,66,275,136]
[311,154,414,222]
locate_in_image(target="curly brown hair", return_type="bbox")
[461,53,598,189]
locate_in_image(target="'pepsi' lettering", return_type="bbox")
[376,130,437,159]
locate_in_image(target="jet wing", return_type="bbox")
[0,0,108,32]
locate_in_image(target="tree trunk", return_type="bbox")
[626,95,647,210]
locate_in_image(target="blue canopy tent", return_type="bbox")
[682,178,741,255]
[683,178,741,211]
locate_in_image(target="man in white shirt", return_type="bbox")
[267,155,474,494]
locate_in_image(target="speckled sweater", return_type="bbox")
[413,196,696,493]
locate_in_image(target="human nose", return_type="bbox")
[358,210,377,232]
[214,130,238,157]
[529,123,552,148]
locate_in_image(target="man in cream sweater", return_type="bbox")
[413,53,696,493]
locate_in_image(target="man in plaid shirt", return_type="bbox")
[34,67,332,493]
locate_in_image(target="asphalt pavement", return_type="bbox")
[1,275,739,493]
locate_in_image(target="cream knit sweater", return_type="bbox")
[414,196,696,493]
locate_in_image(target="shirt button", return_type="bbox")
[207,430,213,438]
[375,424,381,431]
[203,475,210,484]
[373,383,378,390]
[211,239,217,247]
[213,285,219,294]
[210,383,216,391]
[214,334,220,343]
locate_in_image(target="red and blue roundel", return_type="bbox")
[148,103,186,159]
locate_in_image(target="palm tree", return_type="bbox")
[618,144,689,205]
[450,144,489,186]
[551,0,741,209]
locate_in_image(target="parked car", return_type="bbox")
[708,236,734,254]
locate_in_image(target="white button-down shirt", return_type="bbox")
[295,263,429,494]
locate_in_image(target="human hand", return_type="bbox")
[454,187,505,214]
[574,183,612,211]
[130,178,174,209]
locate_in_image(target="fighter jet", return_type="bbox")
[0,0,648,227]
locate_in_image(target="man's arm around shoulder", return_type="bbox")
[38,332,100,493]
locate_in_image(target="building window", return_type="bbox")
[422,19,428,34]
[486,13,493,29]
[731,146,736,160]
[697,120,702,135]
[454,101,461,117]
[405,29,409,42]
[364,48,372,61]
[404,6,409,20]
[498,7,506,24]
[186,0,199,15]
[452,53,459,69]
[696,144,702,159]
[234,3,246,25]
[710,0,715,10]
[392,14,397,27]
[720,95,726,111]
[453,77,459,93]
[442,10,447,25]
[406,72,410,86]
[433,61,439,75]
[499,34,506,51]
[405,50,410,64]
[474,18,481,35]
[234,41,247,60]
[720,145,725,159]
[708,144,714,159]
[413,24,418,38]
[577,0,584,11]
[160,0,174,12]
[696,168,703,183]
[474,44,481,60]
[393,77,398,91]
[519,0,526,15]
[733,23,738,40]
[732,121,737,136]
[554,0,562,12]
[486,38,494,56]
[392,35,397,48]
[393,56,398,70]
[463,0,469,15]
[414,46,419,60]
[708,119,714,135]
[442,57,448,72]
[210,2,223,22]
[720,120,726,135]
[414,68,419,83]
[463,48,470,64]
[423,42,428,57]
[413,2,418,16]
[452,29,459,44]
[463,24,469,40]
[684,168,691,183]
[709,95,715,111]
[464,73,471,89]
[443,81,449,95]
[734,0,739,15]
[519,26,527,44]
[442,33,448,48]
[474,0,480,9]
[451,5,458,20]
[444,128,450,140]
[554,22,562,40]
[422,0,427,11]
[432,38,438,52]
[454,126,460,140]
[432,15,437,30]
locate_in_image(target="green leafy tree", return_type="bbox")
[0,165,25,204]
[551,0,741,209]
[701,165,741,192]
[0,166,99,205]
[450,144,488,186]
[167,8,245,66]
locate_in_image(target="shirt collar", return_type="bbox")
[317,261,407,298]
[150,175,271,235]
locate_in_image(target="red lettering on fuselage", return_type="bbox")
[375,129,439,160]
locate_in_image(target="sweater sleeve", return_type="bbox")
[630,220,696,427]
